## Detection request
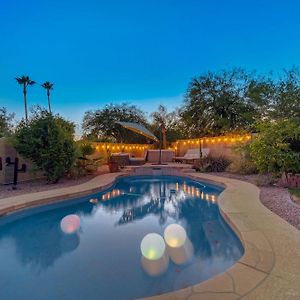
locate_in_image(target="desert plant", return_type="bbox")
[227,159,258,175]
[194,155,232,172]
[72,142,102,176]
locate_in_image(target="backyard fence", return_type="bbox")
[172,134,252,159]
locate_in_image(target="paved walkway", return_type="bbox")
[0,170,299,299]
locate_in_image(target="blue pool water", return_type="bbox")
[0,176,243,300]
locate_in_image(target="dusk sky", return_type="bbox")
[1,0,300,131]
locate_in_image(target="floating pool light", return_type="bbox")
[60,214,81,234]
[89,198,98,204]
[164,224,187,248]
[140,233,166,260]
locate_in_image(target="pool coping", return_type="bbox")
[1,170,300,299]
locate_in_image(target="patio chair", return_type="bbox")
[174,148,210,164]
[146,150,175,163]
[129,150,148,166]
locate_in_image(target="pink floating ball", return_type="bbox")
[60,214,81,234]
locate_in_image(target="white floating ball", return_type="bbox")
[140,233,166,260]
[164,224,187,248]
[60,214,81,234]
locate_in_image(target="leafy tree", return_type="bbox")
[82,103,150,143]
[246,76,276,122]
[248,119,300,176]
[0,107,14,138]
[270,68,300,120]
[180,69,272,136]
[41,81,54,114]
[181,69,254,136]
[14,109,77,183]
[150,105,185,145]
[15,75,35,123]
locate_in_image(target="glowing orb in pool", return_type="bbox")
[164,224,187,248]
[89,198,98,204]
[140,233,166,260]
[60,214,81,234]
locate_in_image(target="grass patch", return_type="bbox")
[289,188,300,205]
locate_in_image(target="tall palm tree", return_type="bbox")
[41,81,54,114]
[15,75,35,123]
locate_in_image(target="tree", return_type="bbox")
[150,105,185,146]
[0,107,14,138]
[248,119,300,176]
[270,68,300,120]
[15,75,35,123]
[82,103,150,143]
[14,109,77,183]
[181,69,263,137]
[41,81,54,114]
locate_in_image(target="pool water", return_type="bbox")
[0,176,243,300]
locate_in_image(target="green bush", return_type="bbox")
[247,119,300,177]
[71,141,102,177]
[14,110,77,183]
[78,142,96,157]
[194,155,232,172]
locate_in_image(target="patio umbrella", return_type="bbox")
[116,121,166,165]
[116,121,159,142]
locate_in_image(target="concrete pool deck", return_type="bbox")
[0,168,299,299]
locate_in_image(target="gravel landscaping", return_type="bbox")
[0,175,96,199]
[211,172,300,230]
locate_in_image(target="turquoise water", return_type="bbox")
[0,176,243,300]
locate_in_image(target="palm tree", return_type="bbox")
[15,75,35,123]
[41,81,54,114]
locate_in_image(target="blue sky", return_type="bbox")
[1,0,300,130]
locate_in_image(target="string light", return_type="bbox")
[88,134,252,155]
[176,134,251,146]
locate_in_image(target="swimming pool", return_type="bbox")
[0,175,243,300]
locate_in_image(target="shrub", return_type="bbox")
[227,159,258,175]
[194,155,232,172]
[247,119,300,177]
[71,142,102,177]
[78,142,96,158]
[14,110,77,183]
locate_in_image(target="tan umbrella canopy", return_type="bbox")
[116,121,158,142]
